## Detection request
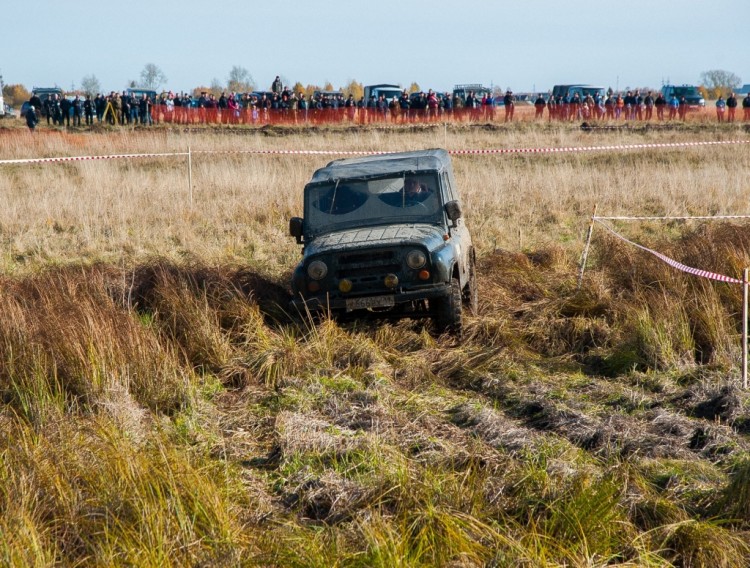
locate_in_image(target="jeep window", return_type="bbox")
[305,173,443,237]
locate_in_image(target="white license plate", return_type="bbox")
[345,295,395,311]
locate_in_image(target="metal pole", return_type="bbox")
[743,268,748,389]
[577,204,598,291]
[188,145,193,207]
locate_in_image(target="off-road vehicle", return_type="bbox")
[289,149,477,335]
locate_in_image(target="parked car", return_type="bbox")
[31,87,64,117]
[288,149,477,335]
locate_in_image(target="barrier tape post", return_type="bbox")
[577,204,598,291]
[188,146,193,208]
[744,268,748,389]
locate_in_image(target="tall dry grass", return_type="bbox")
[0,122,750,565]
[0,123,748,276]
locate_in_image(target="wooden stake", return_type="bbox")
[577,204,598,291]
[743,268,748,389]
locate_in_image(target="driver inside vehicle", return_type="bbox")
[381,176,433,207]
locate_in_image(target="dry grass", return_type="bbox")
[1,121,750,565]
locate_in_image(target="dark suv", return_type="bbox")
[289,149,477,335]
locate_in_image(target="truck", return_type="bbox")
[288,149,477,335]
[452,84,492,105]
[363,84,403,104]
[551,84,605,101]
[660,84,705,108]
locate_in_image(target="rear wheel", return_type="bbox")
[434,278,463,336]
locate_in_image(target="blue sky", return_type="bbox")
[4,0,747,95]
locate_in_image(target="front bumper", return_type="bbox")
[290,283,451,313]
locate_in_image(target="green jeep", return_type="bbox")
[289,149,477,335]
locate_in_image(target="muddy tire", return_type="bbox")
[434,278,463,336]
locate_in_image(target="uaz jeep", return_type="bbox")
[289,149,477,334]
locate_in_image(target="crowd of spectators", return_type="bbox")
[534,89,750,123]
[24,80,750,129]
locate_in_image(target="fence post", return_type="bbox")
[577,204,598,291]
[743,268,748,389]
[188,146,193,207]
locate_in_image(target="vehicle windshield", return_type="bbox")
[305,173,443,237]
[673,87,701,98]
[580,87,603,97]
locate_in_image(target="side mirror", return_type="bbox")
[444,200,462,228]
[289,217,304,244]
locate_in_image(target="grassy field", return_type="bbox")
[1,120,750,566]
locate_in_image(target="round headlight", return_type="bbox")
[406,249,427,269]
[307,260,328,280]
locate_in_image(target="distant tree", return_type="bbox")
[210,78,223,96]
[304,84,320,98]
[139,63,167,91]
[700,69,742,98]
[408,82,421,93]
[2,84,30,106]
[292,82,305,95]
[227,66,255,94]
[342,79,363,99]
[323,81,335,92]
[81,75,101,97]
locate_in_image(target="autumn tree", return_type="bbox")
[408,82,421,93]
[342,80,363,99]
[227,66,255,93]
[292,82,305,95]
[140,63,167,91]
[2,84,30,106]
[700,69,742,98]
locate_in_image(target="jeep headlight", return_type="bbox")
[307,260,328,280]
[406,249,427,269]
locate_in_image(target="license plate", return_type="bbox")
[345,295,395,311]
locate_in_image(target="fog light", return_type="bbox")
[384,274,399,288]
[339,279,353,293]
[418,270,430,280]
[307,281,320,292]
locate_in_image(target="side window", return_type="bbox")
[442,172,456,202]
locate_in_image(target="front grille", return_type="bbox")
[336,249,401,284]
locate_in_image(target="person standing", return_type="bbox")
[726,93,737,122]
[503,89,514,122]
[743,92,750,121]
[71,95,82,126]
[715,95,726,122]
[643,91,654,121]
[84,95,95,125]
[60,96,72,126]
[271,75,282,95]
[654,92,666,120]
[534,94,546,119]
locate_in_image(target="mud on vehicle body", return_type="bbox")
[289,149,477,335]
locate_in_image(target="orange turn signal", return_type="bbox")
[418,270,431,280]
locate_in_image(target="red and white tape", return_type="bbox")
[594,219,742,284]
[1,139,747,165]
[0,152,187,165]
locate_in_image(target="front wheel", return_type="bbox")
[433,278,463,336]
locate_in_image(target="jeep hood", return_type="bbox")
[305,224,447,256]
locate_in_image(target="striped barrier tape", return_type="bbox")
[594,218,742,284]
[596,214,750,221]
[0,139,747,165]
[0,152,188,165]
